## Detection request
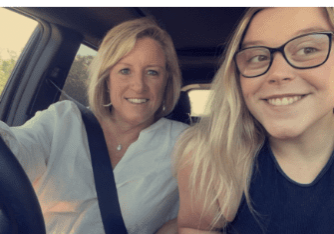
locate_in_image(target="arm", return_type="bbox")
[155,218,220,234]
[179,228,220,234]
[177,157,223,234]
[0,101,77,183]
[0,119,49,183]
[155,218,178,234]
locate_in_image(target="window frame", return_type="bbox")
[0,8,83,126]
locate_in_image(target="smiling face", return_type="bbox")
[108,37,167,127]
[240,7,334,140]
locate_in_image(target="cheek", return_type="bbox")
[239,77,266,119]
[109,79,123,103]
[327,77,334,108]
[240,78,249,99]
[308,67,334,106]
[327,66,334,102]
[321,55,334,93]
[152,78,167,99]
[240,77,259,102]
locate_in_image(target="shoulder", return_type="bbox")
[144,118,188,137]
[45,100,82,119]
[17,100,83,133]
[33,100,84,125]
[160,118,189,134]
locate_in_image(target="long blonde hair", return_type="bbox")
[87,17,181,120]
[174,7,334,230]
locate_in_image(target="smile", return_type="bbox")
[266,95,304,106]
[126,98,149,104]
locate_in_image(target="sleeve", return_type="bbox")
[0,102,67,183]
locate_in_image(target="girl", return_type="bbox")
[176,7,334,234]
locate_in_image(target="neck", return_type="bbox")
[98,115,157,169]
[99,114,156,149]
[270,113,334,163]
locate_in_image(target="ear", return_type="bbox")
[105,79,110,91]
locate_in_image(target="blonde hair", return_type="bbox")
[87,17,181,120]
[174,7,334,231]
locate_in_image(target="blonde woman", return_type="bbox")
[176,7,334,233]
[0,18,187,233]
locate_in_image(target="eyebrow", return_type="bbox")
[116,63,165,69]
[295,26,330,35]
[117,62,132,67]
[241,26,331,49]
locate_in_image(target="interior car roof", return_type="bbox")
[15,7,247,86]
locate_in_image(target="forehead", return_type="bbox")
[132,38,164,57]
[243,7,333,48]
[118,37,166,65]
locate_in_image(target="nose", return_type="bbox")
[131,72,147,93]
[266,52,295,85]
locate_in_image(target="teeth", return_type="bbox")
[267,96,302,106]
[127,98,148,104]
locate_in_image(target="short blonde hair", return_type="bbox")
[87,17,182,120]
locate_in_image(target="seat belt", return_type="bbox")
[49,80,128,234]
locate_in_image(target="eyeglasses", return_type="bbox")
[234,32,334,78]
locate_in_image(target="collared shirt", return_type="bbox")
[0,100,188,234]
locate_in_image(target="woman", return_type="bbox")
[0,18,187,233]
[176,7,334,233]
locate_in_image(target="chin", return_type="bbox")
[264,122,304,141]
[268,131,300,141]
[126,115,154,126]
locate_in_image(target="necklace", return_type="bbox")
[116,144,122,151]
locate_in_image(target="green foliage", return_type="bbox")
[0,49,18,94]
[0,49,94,105]
[60,55,95,106]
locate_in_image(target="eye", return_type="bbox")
[120,68,130,75]
[147,70,159,76]
[297,47,318,55]
[248,55,269,64]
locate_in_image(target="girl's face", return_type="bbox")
[240,8,334,140]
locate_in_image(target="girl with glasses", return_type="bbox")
[175,7,334,234]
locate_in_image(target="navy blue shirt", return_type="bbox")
[226,140,334,234]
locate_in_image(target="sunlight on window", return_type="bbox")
[188,89,211,116]
[0,8,38,94]
[0,8,37,57]
[77,44,97,57]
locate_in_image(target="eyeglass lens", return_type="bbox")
[236,33,330,78]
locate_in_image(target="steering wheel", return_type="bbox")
[0,136,46,234]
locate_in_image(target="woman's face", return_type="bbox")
[240,7,334,140]
[108,37,167,127]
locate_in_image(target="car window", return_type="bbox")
[188,89,211,116]
[59,44,97,106]
[0,8,37,95]
[182,84,211,117]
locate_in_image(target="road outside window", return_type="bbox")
[0,8,37,95]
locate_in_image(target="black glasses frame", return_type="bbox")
[234,32,334,78]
